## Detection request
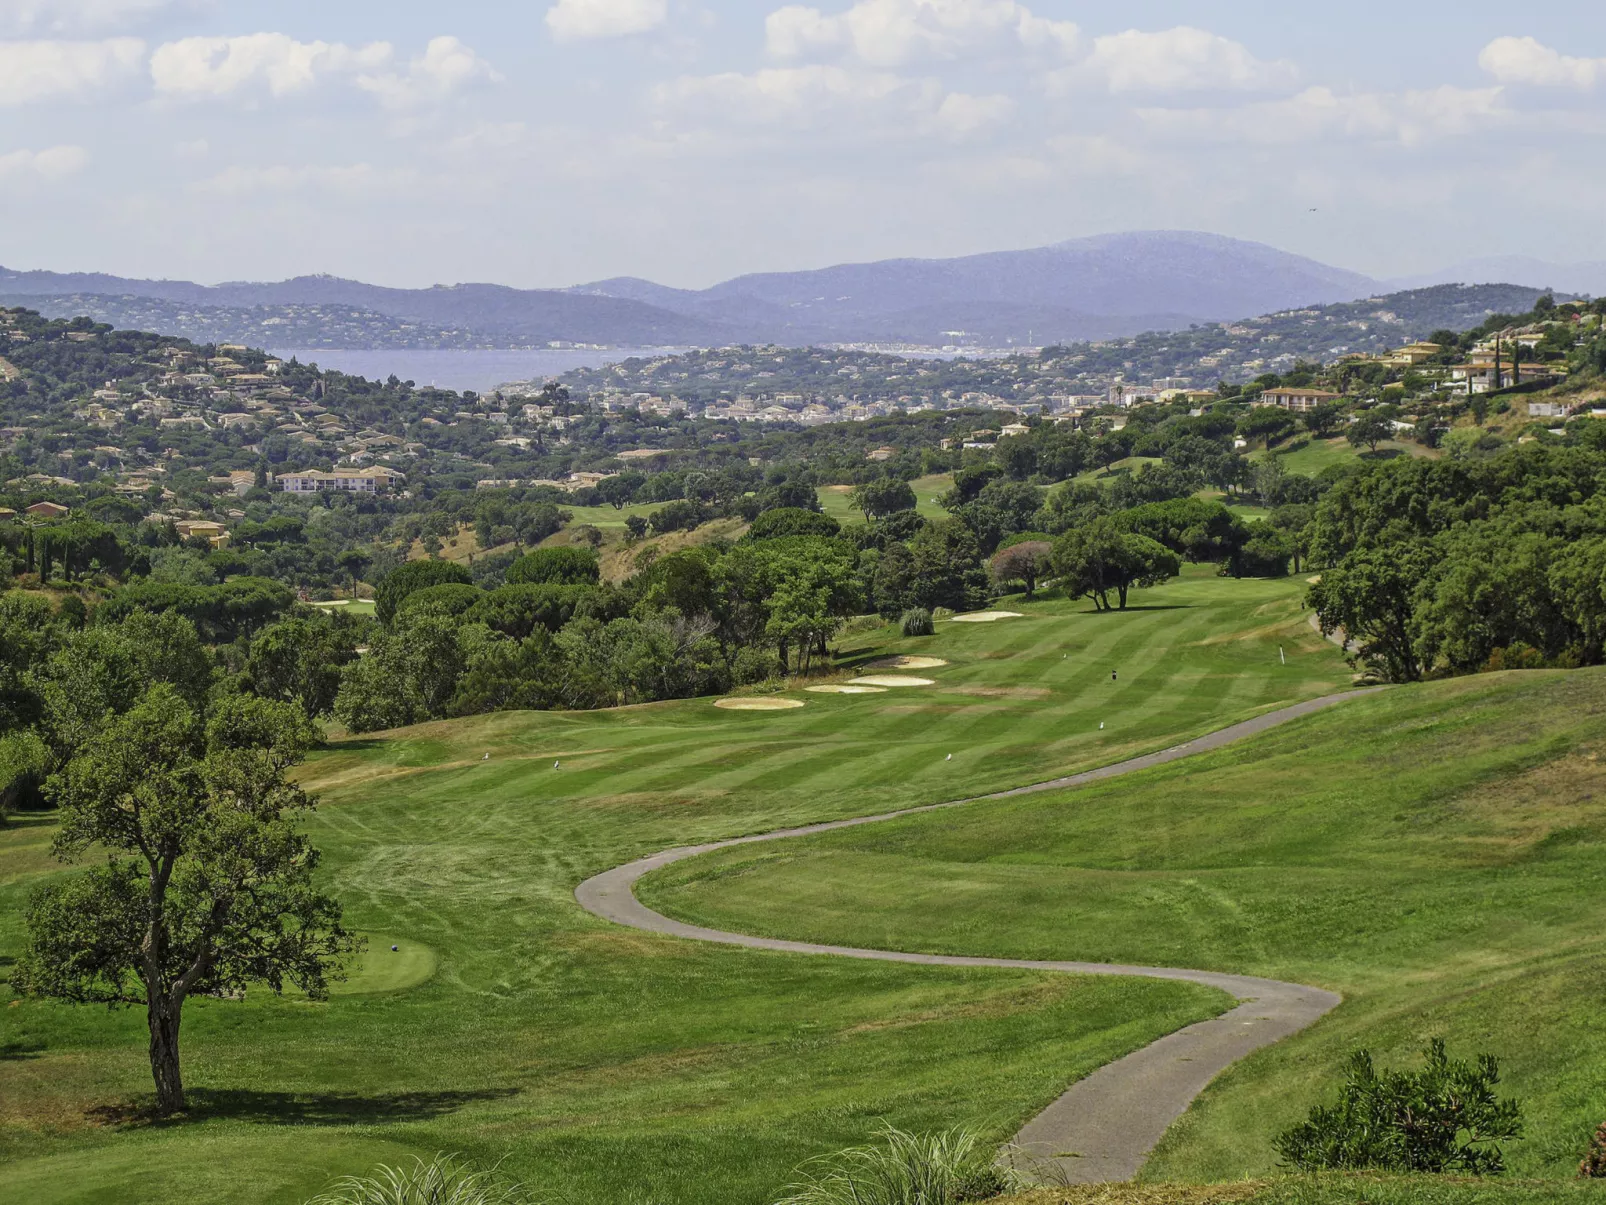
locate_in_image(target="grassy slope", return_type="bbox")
[818,474,953,526]
[0,570,1350,1205]
[1250,437,1434,477]
[644,670,1606,1187]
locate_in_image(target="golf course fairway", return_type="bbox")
[3,568,1381,1203]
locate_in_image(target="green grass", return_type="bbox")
[309,600,376,617]
[1250,438,1434,478]
[818,474,953,526]
[550,499,666,530]
[0,569,1352,1205]
[643,669,1606,1188]
[1073,457,1165,485]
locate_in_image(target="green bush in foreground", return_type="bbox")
[1275,1039,1523,1176]
[307,1155,531,1205]
[901,607,935,637]
[774,1125,1014,1205]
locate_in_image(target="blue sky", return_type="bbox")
[2,1,1604,288]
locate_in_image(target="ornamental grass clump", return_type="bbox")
[773,1125,1014,1205]
[306,1155,532,1205]
[1274,1039,1523,1175]
[900,608,935,637]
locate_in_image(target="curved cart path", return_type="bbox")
[575,690,1375,1183]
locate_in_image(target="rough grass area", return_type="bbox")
[644,670,1606,1184]
[0,569,1350,1205]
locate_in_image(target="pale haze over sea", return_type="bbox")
[266,348,688,395]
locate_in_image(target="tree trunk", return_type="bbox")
[1117,583,1130,610]
[148,991,185,1115]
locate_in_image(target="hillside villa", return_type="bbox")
[1258,387,1341,413]
[279,467,404,494]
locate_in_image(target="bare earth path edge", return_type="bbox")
[574,690,1377,1184]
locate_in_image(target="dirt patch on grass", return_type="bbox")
[714,698,805,711]
[0,1051,139,1135]
[849,675,936,687]
[945,685,1052,700]
[806,684,889,694]
[1189,617,1319,648]
[866,655,950,670]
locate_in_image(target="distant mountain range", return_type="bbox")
[0,231,1591,352]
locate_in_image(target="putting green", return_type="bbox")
[335,936,438,996]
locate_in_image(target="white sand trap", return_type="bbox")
[867,655,949,670]
[848,675,936,688]
[806,684,889,695]
[714,697,805,711]
[950,611,1024,623]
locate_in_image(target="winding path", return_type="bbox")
[575,691,1375,1183]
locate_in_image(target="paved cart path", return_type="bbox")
[575,690,1375,1183]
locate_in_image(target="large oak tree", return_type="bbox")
[14,687,358,1115]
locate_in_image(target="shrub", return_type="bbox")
[505,546,600,588]
[774,1126,1015,1205]
[1274,1039,1523,1175]
[900,607,934,637]
[307,1154,531,1205]
[748,508,842,541]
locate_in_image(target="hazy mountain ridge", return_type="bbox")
[0,232,1580,352]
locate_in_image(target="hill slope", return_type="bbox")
[644,666,1606,1182]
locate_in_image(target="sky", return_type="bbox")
[1,0,1604,289]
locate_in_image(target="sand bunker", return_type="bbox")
[866,655,949,670]
[714,697,805,711]
[806,684,889,695]
[848,675,936,688]
[950,611,1023,623]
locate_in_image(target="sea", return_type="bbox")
[265,347,689,395]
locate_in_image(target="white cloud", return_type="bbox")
[1138,84,1507,147]
[1081,26,1298,93]
[150,32,391,99]
[546,0,667,41]
[355,36,501,109]
[0,0,193,36]
[0,143,89,178]
[934,90,1014,137]
[653,63,1010,143]
[1479,36,1604,90]
[657,64,915,125]
[765,0,1079,68]
[0,36,144,103]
